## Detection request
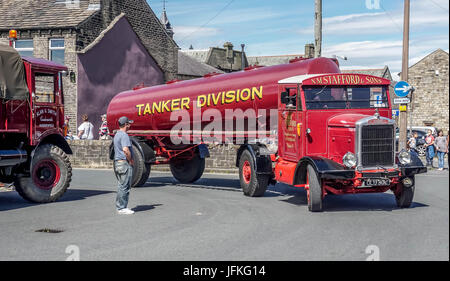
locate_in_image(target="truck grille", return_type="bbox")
[360,125,394,167]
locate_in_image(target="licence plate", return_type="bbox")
[363,178,391,187]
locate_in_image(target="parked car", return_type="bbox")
[396,128,427,156]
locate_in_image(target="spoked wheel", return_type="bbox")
[14,144,72,203]
[238,150,269,197]
[306,164,323,212]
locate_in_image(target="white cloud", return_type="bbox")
[324,35,449,74]
[298,0,449,36]
[174,26,220,41]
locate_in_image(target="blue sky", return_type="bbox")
[149,0,449,79]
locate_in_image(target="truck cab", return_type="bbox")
[0,44,72,203]
[273,73,426,211]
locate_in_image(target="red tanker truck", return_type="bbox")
[107,57,426,211]
[0,44,72,203]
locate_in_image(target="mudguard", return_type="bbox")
[236,144,272,175]
[293,156,355,185]
[397,150,427,176]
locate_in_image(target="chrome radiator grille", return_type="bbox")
[360,125,394,167]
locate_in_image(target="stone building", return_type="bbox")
[177,51,224,81]
[181,42,248,73]
[406,49,449,132]
[0,0,178,136]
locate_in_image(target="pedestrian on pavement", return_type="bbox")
[99,114,110,140]
[447,131,449,170]
[407,131,419,157]
[113,116,135,215]
[424,129,435,167]
[63,116,70,137]
[77,114,94,140]
[435,129,447,171]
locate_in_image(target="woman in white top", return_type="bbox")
[78,114,94,140]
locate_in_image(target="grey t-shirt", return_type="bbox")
[435,136,447,152]
[114,131,132,161]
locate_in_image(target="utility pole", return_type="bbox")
[314,0,322,58]
[398,0,410,151]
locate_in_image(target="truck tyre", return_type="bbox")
[135,163,151,187]
[306,164,323,212]
[170,154,205,183]
[239,150,269,197]
[395,182,415,208]
[131,144,146,187]
[14,144,72,203]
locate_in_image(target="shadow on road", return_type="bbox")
[0,188,113,212]
[132,204,163,213]
[140,176,429,212]
[277,186,429,212]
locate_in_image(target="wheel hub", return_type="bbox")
[242,160,252,184]
[32,160,61,190]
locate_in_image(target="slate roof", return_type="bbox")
[342,66,392,81]
[247,54,304,66]
[178,51,224,77]
[0,0,100,30]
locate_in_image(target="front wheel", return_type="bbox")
[306,164,323,212]
[395,180,415,208]
[14,144,72,203]
[238,150,269,197]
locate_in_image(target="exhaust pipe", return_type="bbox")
[0,149,28,167]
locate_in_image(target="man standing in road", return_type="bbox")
[114,116,135,215]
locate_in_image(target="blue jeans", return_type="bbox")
[114,161,133,210]
[426,145,435,166]
[437,151,445,169]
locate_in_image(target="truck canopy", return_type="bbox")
[0,44,29,100]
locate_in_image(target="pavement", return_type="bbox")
[0,168,448,261]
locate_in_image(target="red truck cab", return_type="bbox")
[272,73,426,211]
[0,45,72,203]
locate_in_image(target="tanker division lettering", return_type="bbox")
[136,86,263,116]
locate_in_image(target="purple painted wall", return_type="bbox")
[77,16,164,137]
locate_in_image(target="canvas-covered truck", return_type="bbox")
[107,57,426,211]
[0,45,72,203]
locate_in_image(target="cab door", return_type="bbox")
[278,84,302,162]
[32,71,59,140]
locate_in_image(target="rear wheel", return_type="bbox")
[170,154,205,183]
[14,144,72,203]
[131,144,146,187]
[306,164,323,212]
[238,150,269,197]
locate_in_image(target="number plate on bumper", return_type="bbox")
[363,178,391,187]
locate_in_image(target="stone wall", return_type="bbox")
[409,49,449,132]
[67,140,239,174]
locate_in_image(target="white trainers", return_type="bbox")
[117,208,135,215]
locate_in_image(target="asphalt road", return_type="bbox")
[0,168,448,261]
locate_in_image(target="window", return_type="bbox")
[49,39,65,65]
[303,86,388,110]
[35,73,55,103]
[14,40,34,57]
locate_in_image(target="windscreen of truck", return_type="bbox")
[303,86,388,110]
